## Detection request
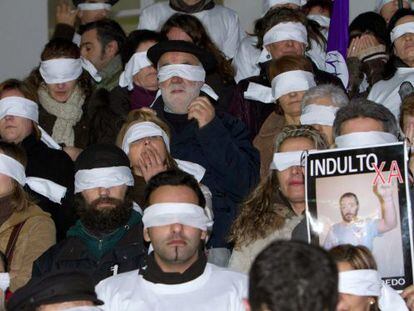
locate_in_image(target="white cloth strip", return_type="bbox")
[335,131,398,149]
[270,150,306,171]
[81,57,102,82]
[38,127,62,150]
[200,84,219,101]
[0,96,38,122]
[263,0,301,12]
[26,177,67,204]
[375,0,392,12]
[74,166,134,193]
[40,58,83,84]
[271,70,316,100]
[0,154,26,186]
[175,159,206,182]
[300,104,339,126]
[244,82,274,103]
[121,121,170,155]
[391,22,414,43]
[119,52,153,90]
[143,203,213,230]
[307,15,331,28]
[0,273,10,292]
[157,64,206,83]
[258,22,308,63]
[77,3,112,10]
[339,270,408,311]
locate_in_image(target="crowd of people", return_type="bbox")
[1,0,414,310]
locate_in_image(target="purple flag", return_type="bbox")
[327,0,349,57]
[325,0,350,88]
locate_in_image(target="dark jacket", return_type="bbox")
[21,134,76,241]
[152,96,260,248]
[230,59,345,140]
[32,210,146,284]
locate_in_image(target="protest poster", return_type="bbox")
[305,142,413,290]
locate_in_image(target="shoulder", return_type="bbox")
[141,1,170,14]
[210,4,240,19]
[96,269,140,292]
[208,263,247,284]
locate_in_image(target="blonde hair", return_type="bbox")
[116,109,177,169]
[229,125,328,249]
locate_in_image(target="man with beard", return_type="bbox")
[323,189,397,251]
[96,169,247,311]
[146,40,260,266]
[32,144,146,284]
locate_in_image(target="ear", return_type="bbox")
[243,299,251,311]
[200,230,207,241]
[143,228,151,242]
[104,40,118,58]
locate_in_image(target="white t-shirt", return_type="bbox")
[96,263,248,311]
[368,67,414,120]
[323,219,380,251]
[137,2,244,59]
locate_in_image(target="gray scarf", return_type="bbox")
[169,0,215,13]
[38,85,85,147]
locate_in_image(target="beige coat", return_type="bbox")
[253,112,286,179]
[228,205,303,274]
[0,204,56,291]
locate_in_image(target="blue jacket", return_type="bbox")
[152,97,260,248]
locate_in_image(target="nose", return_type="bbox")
[4,115,14,121]
[143,137,152,146]
[291,165,302,174]
[171,76,183,84]
[285,40,294,47]
[98,187,110,198]
[171,223,183,234]
[56,83,66,90]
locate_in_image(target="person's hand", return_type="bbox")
[56,0,78,27]
[402,285,414,310]
[188,96,215,128]
[137,144,167,182]
[376,182,394,201]
[347,37,362,58]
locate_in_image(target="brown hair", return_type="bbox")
[269,55,314,115]
[116,109,177,170]
[0,79,41,141]
[400,93,414,130]
[0,142,34,213]
[329,244,379,310]
[25,38,93,99]
[228,125,328,249]
[160,13,235,83]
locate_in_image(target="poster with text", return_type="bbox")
[305,142,413,290]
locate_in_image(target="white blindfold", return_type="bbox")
[0,154,66,203]
[119,52,153,91]
[335,131,398,149]
[259,22,308,63]
[143,202,213,231]
[270,150,309,170]
[74,166,134,193]
[40,58,83,84]
[77,3,111,11]
[300,104,339,126]
[339,270,408,311]
[121,121,170,155]
[271,70,316,100]
[391,22,414,43]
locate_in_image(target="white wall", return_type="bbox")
[0,0,48,81]
[224,0,378,33]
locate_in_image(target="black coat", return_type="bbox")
[152,97,260,248]
[21,134,76,241]
[31,220,146,285]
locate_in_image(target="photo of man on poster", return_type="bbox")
[323,183,397,250]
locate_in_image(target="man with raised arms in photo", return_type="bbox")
[323,185,397,250]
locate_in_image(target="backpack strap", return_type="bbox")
[5,221,26,270]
